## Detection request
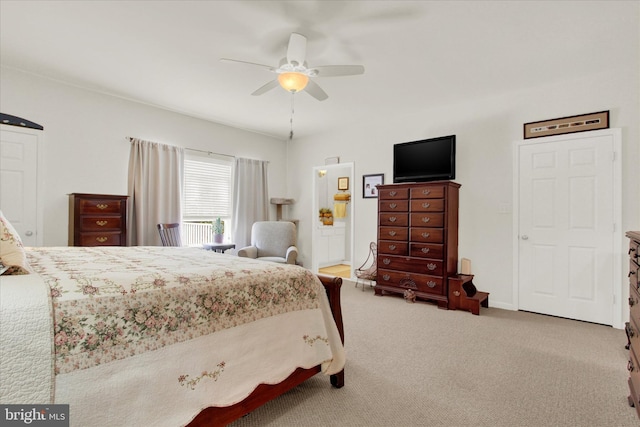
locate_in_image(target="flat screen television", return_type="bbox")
[393,135,456,183]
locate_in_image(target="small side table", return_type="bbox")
[203,242,236,253]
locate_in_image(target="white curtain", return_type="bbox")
[232,158,269,248]
[127,138,184,246]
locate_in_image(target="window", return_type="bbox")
[182,152,233,245]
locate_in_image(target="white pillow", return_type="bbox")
[0,210,31,275]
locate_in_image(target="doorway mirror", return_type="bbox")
[311,162,354,279]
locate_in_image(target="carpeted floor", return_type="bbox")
[230,279,638,426]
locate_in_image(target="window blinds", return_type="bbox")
[183,154,232,220]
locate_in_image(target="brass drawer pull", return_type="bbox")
[427,263,437,270]
[96,203,109,210]
[96,220,108,226]
[389,191,397,196]
[421,248,430,253]
[383,258,391,265]
[422,190,431,195]
[389,203,397,209]
[389,216,397,223]
[96,237,108,243]
[421,232,430,238]
[383,274,391,281]
[388,231,396,236]
[389,244,396,250]
[422,203,430,208]
[427,280,437,288]
[421,217,430,223]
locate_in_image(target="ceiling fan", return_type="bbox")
[220,32,365,101]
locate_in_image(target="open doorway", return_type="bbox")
[318,264,352,279]
[311,162,354,279]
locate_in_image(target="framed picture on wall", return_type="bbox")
[523,110,609,139]
[363,174,384,198]
[338,177,349,191]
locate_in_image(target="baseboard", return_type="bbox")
[488,301,515,311]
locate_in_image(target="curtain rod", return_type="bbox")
[184,147,235,159]
[185,149,268,164]
[126,137,235,159]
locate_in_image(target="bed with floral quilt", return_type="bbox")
[0,244,345,427]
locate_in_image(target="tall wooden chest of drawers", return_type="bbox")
[375,181,460,308]
[627,231,640,418]
[68,193,128,246]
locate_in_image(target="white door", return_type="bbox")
[0,125,43,246]
[516,130,620,326]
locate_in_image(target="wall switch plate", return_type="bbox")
[498,203,511,214]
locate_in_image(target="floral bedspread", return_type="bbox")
[25,246,324,375]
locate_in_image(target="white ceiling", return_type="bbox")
[0,1,633,140]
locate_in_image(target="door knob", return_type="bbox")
[25,231,33,236]
[521,235,529,240]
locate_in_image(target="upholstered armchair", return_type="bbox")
[237,221,298,264]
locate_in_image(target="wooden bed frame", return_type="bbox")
[187,274,345,426]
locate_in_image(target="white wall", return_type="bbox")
[287,64,639,312]
[1,16,637,318]
[0,67,288,246]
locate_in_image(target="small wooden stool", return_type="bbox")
[448,274,489,315]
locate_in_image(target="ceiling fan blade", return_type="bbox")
[311,65,365,77]
[220,58,276,72]
[286,33,307,66]
[304,80,328,101]
[251,80,279,96]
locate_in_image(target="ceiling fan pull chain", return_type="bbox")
[289,92,295,140]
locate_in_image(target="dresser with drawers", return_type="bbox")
[627,231,640,418]
[375,181,460,308]
[68,193,128,246]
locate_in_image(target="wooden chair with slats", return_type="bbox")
[157,223,182,246]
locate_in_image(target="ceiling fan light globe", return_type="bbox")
[278,72,309,93]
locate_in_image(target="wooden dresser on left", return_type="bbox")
[68,193,128,246]
[627,230,640,418]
